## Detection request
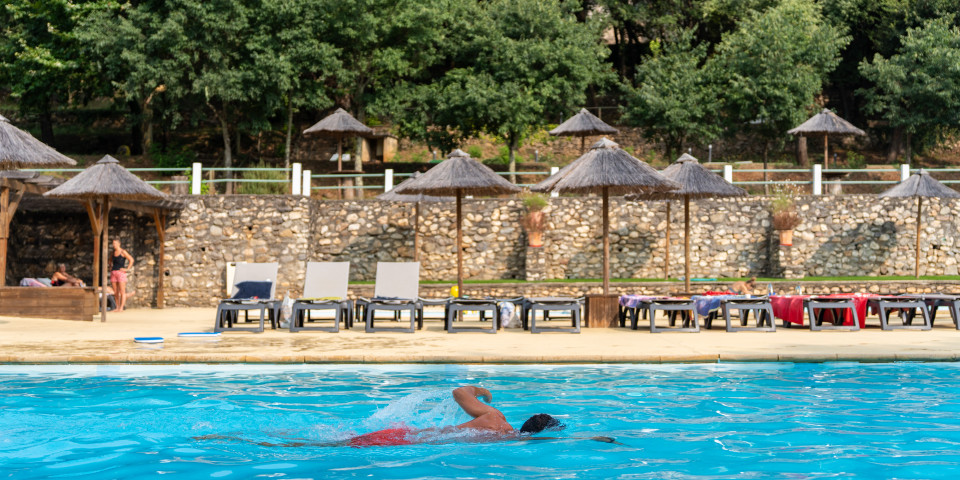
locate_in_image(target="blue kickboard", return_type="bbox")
[134,337,164,344]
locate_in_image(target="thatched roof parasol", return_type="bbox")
[0,114,77,169]
[392,149,520,294]
[549,108,619,154]
[787,109,865,168]
[378,172,451,203]
[378,172,453,262]
[628,154,747,290]
[532,138,679,294]
[45,155,167,201]
[303,108,374,198]
[393,149,520,197]
[45,155,167,321]
[879,169,960,278]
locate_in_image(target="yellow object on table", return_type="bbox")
[450,285,459,298]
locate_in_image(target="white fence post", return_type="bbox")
[291,163,302,195]
[302,170,311,197]
[812,164,822,195]
[384,169,394,192]
[549,166,560,198]
[900,164,910,181]
[723,165,733,184]
[191,162,202,195]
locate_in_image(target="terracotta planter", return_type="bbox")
[527,230,544,248]
[778,229,794,246]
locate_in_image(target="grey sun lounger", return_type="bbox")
[355,262,423,333]
[214,262,280,333]
[639,298,700,333]
[522,297,582,333]
[289,262,353,333]
[721,296,775,332]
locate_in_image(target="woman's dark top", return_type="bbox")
[111,253,127,272]
[51,278,63,287]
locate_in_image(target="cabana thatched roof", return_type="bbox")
[44,155,168,201]
[377,172,453,203]
[549,108,618,137]
[302,108,374,137]
[788,109,866,136]
[629,154,746,201]
[0,114,77,169]
[531,138,679,196]
[391,149,520,197]
[879,169,960,199]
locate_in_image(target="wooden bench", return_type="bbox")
[0,287,99,321]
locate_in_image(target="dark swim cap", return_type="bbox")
[520,414,563,434]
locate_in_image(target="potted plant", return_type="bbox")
[521,192,549,247]
[771,184,802,246]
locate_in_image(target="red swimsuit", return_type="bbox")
[348,427,416,447]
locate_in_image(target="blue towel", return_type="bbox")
[231,281,273,300]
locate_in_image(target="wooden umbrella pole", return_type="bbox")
[456,191,463,297]
[824,134,829,169]
[100,196,110,322]
[916,196,922,278]
[664,202,671,280]
[684,195,691,293]
[602,187,610,295]
[336,136,343,200]
[580,136,585,155]
[413,202,421,262]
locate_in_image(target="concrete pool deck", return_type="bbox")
[1,307,959,364]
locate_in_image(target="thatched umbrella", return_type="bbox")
[532,138,679,294]
[549,108,619,154]
[879,169,960,278]
[0,114,77,169]
[0,114,77,286]
[45,155,167,321]
[788,108,865,168]
[629,154,747,291]
[391,149,520,295]
[377,172,452,262]
[303,108,373,198]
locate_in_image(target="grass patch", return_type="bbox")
[347,276,960,285]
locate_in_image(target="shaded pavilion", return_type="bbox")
[45,156,171,321]
[0,114,77,286]
[879,169,960,278]
[788,108,865,168]
[303,108,373,199]
[628,154,747,292]
[549,108,619,154]
[532,138,679,294]
[391,149,520,295]
[377,172,452,262]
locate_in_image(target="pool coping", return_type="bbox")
[1,352,957,364]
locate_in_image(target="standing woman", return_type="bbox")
[110,239,135,312]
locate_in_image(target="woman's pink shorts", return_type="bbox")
[110,269,127,284]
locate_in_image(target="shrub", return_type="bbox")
[236,160,288,194]
[466,145,483,158]
[149,144,196,172]
[770,184,802,230]
[845,150,866,169]
[521,192,549,212]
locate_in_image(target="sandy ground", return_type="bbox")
[0,307,958,363]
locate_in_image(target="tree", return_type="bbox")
[710,0,848,170]
[387,0,611,179]
[622,29,721,159]
[0,0,109,144]
[859,16,960,165]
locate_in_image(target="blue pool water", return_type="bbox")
[2,363,960,479]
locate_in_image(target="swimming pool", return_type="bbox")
[2,363,959,479]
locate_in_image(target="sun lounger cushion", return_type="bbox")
[231,281,273,300]
[20,278,47,287]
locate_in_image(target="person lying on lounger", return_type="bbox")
[197,386,620,447]
[730,277,757,295]
[51,264,83,287]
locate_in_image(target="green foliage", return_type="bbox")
[770,183,802,230]
[859,16,960,151]
[149,144,196,172]
[622,28,720,159]
[710,0,849,154]
[845,150,866,169]
[521,192,550,212]
[466,146,483,158]
[236,161,288,195]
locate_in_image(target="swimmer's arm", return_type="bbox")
[519,435,626,446]
[452,386,495,418]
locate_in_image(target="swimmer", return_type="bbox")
[196,385,620,447]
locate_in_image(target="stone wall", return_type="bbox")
[8,193,960,307]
